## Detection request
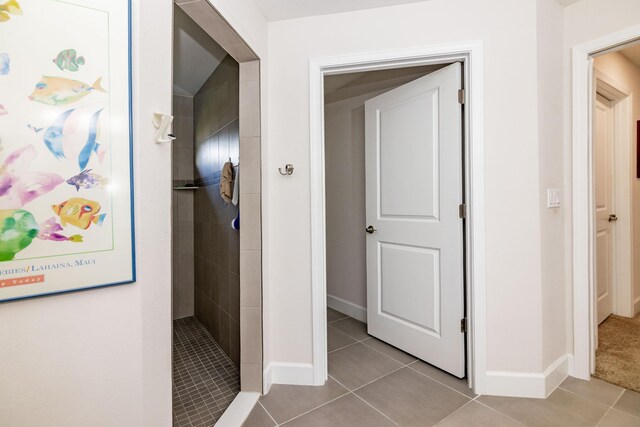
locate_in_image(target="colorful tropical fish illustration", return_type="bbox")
[28,76,106,106]
[0,0,22,23]
[53,49,85,72]
[0,53,9,75]
[0,211,82,261]
[37,217,83,243]
[78,109,103,170]
[42,108,74,159]
[0,145,63,210]
[0,104,6,116]
[51,197,106,230]
[66,169,108,191]
[36,108,108,168]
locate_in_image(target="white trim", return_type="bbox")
[544,354,572,397]
[485,354,570,399]
[264,362,315,388]
[327,294,367,323]
[309,41,486,393]
[215,392,260,427]
[571,23,640,380]
[263,364,273,394]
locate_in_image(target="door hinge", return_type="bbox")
[458,89,465,104]
[460,318,467,333]
[459,204,466,219]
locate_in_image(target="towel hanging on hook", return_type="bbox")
[232,164,239,206]
[220,161,234,203]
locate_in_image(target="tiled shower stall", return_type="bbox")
[171,54,241,426]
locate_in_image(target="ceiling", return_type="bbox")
[554,0,582,5]
[253,0,428,22]
[173,5,228,96]
[324,64,446,104]
[172,0,591,91]
[254,0,584,21]
[620,43,640,69]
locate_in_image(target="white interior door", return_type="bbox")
[365,62,465,378]
[594,93,615,325]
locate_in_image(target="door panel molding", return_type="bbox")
[365,64,464,377]
[309,41,486,392]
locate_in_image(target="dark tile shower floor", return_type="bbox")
[173,317,240,426]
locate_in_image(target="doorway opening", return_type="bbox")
[324,62,469,390]
[571,25,640,394]
[310,43,486,394]
[171,0,263,425]
[590,45,640,393]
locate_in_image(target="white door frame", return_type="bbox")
[595,70,634,320]
[571,25,640,380]
[309,41,487,393]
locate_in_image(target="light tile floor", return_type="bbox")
[243,308,640,427]
[173,317,240,427]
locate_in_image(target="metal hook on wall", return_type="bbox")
[278,164,294,176]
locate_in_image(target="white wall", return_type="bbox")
[266,0,547,375]
[536,0,568,369]
[0,0,173,425]
[325,94,368,309]
[593,52,640,314]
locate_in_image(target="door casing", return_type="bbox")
[571,26,640,380]
[309,42,486,393]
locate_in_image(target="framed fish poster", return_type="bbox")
[0,0,135,302]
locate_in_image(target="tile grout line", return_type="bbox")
[472,399,528,427]
[328,374,399,426]
[327,316,349,324]
[554,386,618,413]
[431,399,476,426]
[348,364,408,393]
[358,338,418,366]
[595,389,627,426]
[257,400,279,427]
[276,392,351,425]
[327,337,361,354]
[351,391,400,426]
[405,361,476,400]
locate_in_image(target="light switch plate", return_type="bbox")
[547,188,560,208]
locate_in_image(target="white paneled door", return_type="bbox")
[594,93,615,325]
[364,63,465,378]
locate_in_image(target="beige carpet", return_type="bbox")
[593,312,640,392]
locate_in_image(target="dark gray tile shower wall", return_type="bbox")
[193,55,241,369]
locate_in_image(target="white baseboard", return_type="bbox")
[485,354,570,398]
[327,294,367,323]
[263,362,315,393]
[215,392,260,427]
[544,354,571,396]
[567,353,575,377]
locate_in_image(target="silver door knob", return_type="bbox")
[365,225,377,234]
[608,214,618,222]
